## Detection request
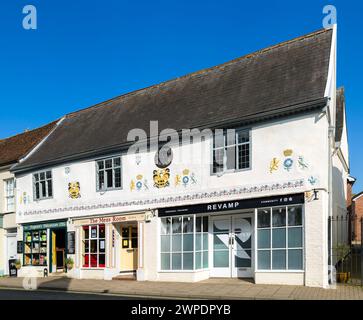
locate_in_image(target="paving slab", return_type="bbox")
[0,276,362,300]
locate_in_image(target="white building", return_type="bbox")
[12,26,350,288]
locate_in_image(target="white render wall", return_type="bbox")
[16,111,330,224]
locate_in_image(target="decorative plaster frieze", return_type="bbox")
[19,179,305,217]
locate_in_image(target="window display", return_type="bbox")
[24,229,47,266]
[82,224,106,268]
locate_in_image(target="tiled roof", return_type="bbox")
[0,121,58,167]
[14,28,333,172]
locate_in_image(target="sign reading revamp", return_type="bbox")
[158,193,305,217]
[67,232,76,254]
[23,221,67,231]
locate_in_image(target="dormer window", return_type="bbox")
[33,170,53,200]
[212,129,251,174]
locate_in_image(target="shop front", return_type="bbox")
[69,212,146,280]
[18,220,68,277]
[156,193,305,284]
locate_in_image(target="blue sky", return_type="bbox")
[0,0,362,192]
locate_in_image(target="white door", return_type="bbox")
[6,235,17,275]
[210,214,253,278]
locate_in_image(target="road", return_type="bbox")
[0,288,145,300]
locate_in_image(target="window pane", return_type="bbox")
[226,146,236,170]
[90,254,97,267]
[203,216,208,232]
[84,227,89,240]
[258,251,270,270]
[41,181,46,198]
[288,227,303,248]
[214,233,229,250]
[99,254,105,267]
[34,174,39,181]
[288,206,302,226]
[106,169,113,188]
[238,144,250,169]
[114,168,121,188]
[161,235,170,252]
[183,234,193,252]
[272,229,286,248]
[99,240,105,253]
[90,240,97,253]
[35,183,40,199]
[183,216,193,233]
[257,209,270,228]
[47,180,53,197]
[196,234,202,251]
[214,250,229,268]
[237,130,249,143]
[272,207,286,227]
[272,250,286,269]
[172,253,182,270]
[195,252,202,269]
[257,229,270,249]
[183,253,193,270]
[113,157,121,167]
[288,249,303,270]
[46,171,52,179]
[105,159,112,168]
[203,251,209,268]
[40,172,45,180]
[161,218,171,235]
[161,253,170,270]
[172,217,182,234]
[203,233,208,251]
[99,225,105,238]
[98,171,104,190]
[97,161,104,170]
[172,235,182,252]
[196,217,202,232]
[213,149,224,173]
[90,226,97,238]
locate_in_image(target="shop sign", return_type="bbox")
[23,220,67,231]
[75,213,145,226]
[158,193,305,217]
[17,241,23,254]
[67,232,76,254]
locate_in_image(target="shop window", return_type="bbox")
[82,224,106,268]
[160,215,209,271]
[212,129,250,174]
[33,171,53,200]
[257,206,303,271]
[24,229,47,266]
[96,156,122,191]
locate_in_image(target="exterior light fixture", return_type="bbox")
[313,189,319,201]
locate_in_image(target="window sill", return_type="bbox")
[211,167,252,176]
[158,269,209,273]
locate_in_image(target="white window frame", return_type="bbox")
[211,128,251,175]
[4,178,15,212]
[255,204,305,272]
[159,215,209,272]
[33,170,53,201]
[82,224,106,269]
[96,155,122,191]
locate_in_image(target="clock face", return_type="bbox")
[155,146,173,168]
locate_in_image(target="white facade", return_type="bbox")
[12,26,349,288]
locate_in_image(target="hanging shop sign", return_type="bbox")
[158,193,305,217]
[23,220,67,231]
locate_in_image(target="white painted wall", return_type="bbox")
[16,111,330,225]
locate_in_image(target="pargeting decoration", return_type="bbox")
[175,168,197,187]
[269,158,280,173]
[130,174,149,191]
[68,182,81,199]
[153,168,170,188]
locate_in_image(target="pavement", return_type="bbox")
[0,276,362,300]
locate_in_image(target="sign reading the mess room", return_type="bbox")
[158,193,305,217]
[74,213,146,226]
